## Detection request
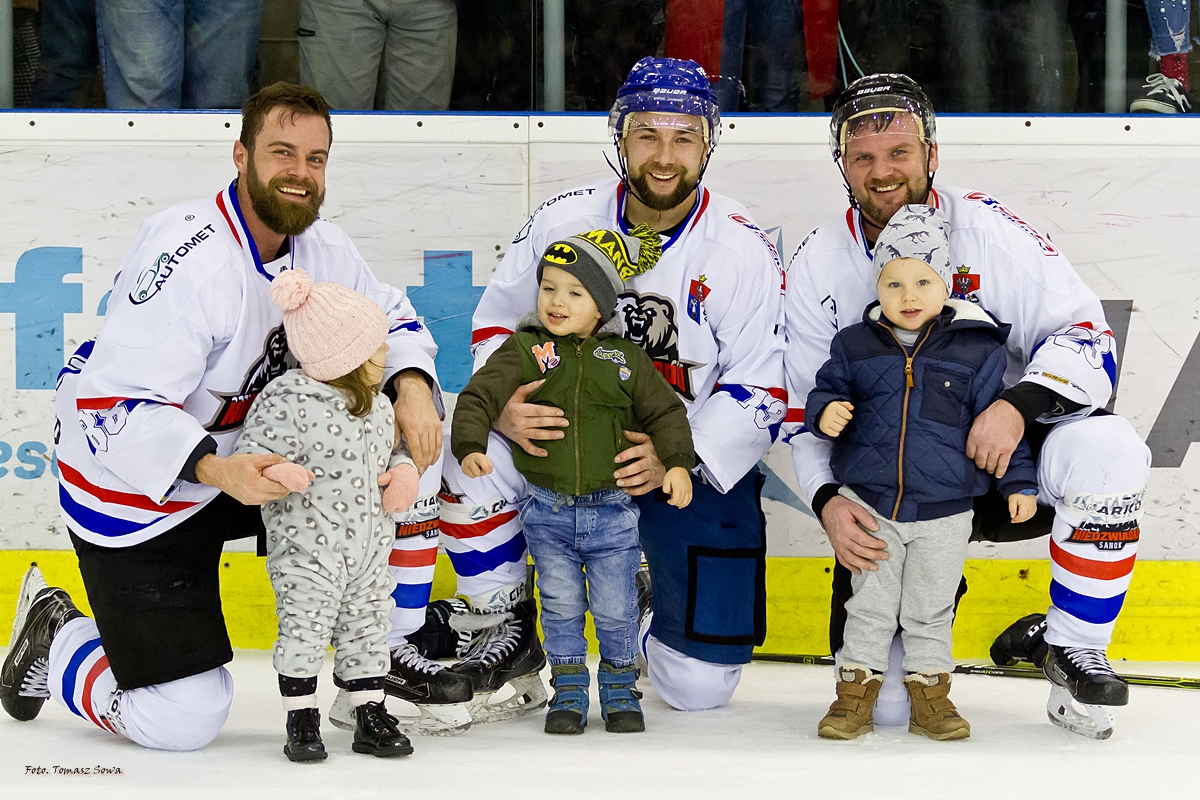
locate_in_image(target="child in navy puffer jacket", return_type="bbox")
[806,205,1038,742]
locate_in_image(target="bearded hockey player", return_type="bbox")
[782,73,1151,739]
[0,83,461,750]
[434,56,786,715]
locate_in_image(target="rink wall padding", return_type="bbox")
[3,549,1198,662]
[4,112,1200,662]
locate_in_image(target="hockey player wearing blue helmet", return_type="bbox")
[433,56,787,717]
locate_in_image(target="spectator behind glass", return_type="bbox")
[13,0,39,106]
[30,0,105,108]
[298,0,457,110]
[451,0,532,111]
[96,0,263,109]
[1130,0,1192,113]
[564,1,664,111]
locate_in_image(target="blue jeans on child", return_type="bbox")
[520,485,641,668]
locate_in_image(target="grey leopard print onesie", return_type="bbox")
[235,369,413,683]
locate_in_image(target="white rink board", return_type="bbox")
[1,112,1199,559]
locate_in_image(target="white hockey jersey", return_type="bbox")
[472,179,787,493]
[56,180,440,547]
[783,185,1116,503]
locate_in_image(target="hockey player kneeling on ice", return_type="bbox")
[438,56,786,716]
[807,207,1039,740]
[234,270,422,761]
[0,83,446,750]
[782,73,1152,740]
[452,232,696,734]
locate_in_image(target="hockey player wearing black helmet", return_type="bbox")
[783,72,1151,741]
[828,73,939,240]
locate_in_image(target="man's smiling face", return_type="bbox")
[241,107,329,236]
[841,112,938,230]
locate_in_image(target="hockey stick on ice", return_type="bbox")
[751,653,1200,690]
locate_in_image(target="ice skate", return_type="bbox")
[1,564,84,721]
[283,707,327,763]
[904,673,970,740]
[990,613,1048,666]
[817,666,883,740]
[1043,644,1127,740]
[452,598,548,724]
[328,643,474,736]
[598,662,644,733]
[351,700,414,757]
[544,664,589,734]
[407,598,475,660]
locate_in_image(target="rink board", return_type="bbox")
[3,549,1198,662]
[1,112,1199,659]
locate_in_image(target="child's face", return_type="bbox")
[363,342,388,386]
[538,265,603,338]
[877,257,948,331]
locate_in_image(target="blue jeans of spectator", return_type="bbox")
[97,0,264,109]
[32,0,100,107]
[1144,0,1191,57]
[715,0,804,112]
[520,485,641,668]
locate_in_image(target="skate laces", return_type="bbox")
[460,617,522,668]
[1063,647,1118,677]
[393,643,446,675]
[19,657,50,698]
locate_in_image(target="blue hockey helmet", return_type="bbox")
[608,57,721,148]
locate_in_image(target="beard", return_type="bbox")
[628,163,701,211]
[245,157,324,236]
[854,173,930,229]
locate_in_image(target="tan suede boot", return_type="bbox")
[817,666,883,740]
[904,672,970,740]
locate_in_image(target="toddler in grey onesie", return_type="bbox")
[235,268,420,763]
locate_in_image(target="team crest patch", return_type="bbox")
[532,341,561,373]
[687,275,711,324]
[1065,522,1140,551]
[592,345,626,366]
[619,366,631,381]
[951,265,980,302]
[130,252,175,305]
[544,242,578,265]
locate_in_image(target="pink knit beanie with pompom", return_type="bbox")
[271,268,388,381]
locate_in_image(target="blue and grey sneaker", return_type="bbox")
[545,664,589,734]
[597,662,644,733]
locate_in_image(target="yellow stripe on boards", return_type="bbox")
[2,551,1197,662]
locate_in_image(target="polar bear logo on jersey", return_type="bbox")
[621,293,679,363]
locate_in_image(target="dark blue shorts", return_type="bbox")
[635,466,767,665]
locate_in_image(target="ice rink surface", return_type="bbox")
[2,650,1196,800]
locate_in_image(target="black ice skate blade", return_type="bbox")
[352,741,415,757]
[603,711,645,733]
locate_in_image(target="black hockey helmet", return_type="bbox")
[829,73,936,162]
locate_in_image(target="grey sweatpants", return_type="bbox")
[839,487,972,675]
[298,0,457,110]
[265,496,396,682]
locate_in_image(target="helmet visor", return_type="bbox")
[830,93,935,158]
[609,90,720,144]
